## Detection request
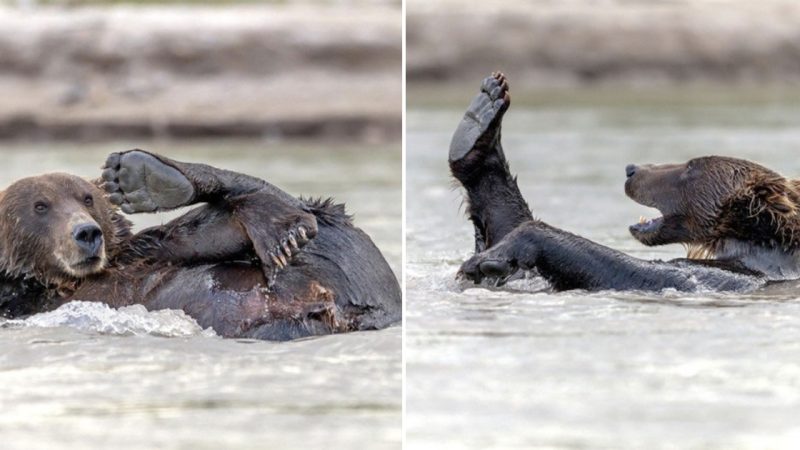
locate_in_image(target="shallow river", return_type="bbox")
[0,140,401,449]
[406,90,800,448]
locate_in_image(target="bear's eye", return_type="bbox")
[34,202,49,214]
[84,195,94,207]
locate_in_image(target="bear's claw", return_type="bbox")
[101,150,196,214]
[261,225,315,285]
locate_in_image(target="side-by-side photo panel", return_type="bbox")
[406,1,800,448]
[0,2,401,449]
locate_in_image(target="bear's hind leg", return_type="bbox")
[100,149,304,214]
[449,73,533,250]
[102,150,320,286]
[449,72,510,167]
[101,151,196,214]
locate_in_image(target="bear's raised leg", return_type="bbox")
[449,72,533,251]
[100,151,195,214]
[102,150,317,286]
[101,150,303,213]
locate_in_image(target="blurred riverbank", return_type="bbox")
[0,4,400,141]
[408,0,800,89]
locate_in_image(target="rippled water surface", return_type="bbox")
[407,90,800,448]
[0,140,401,449]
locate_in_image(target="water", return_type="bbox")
[0,140,401,449]
[406,90,800,449]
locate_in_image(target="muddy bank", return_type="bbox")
[408,0,800,87]
[0,5,400,141]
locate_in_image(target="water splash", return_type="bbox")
[5,301,216,338]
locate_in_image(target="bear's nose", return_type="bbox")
[73,223,103,256]
[625,164,638,178]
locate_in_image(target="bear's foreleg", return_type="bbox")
[459,220,704,292]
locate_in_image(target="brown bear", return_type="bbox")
[452,72,800,292]
[0,150,401,340]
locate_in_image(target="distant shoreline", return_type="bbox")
[408,1,800,88]
[0,5,401,141]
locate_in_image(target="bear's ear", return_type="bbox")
[750,176,798,219]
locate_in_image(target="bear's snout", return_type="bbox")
[72,223,104,256]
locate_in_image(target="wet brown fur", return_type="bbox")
[0,174,131,293]
[628,156,800,259]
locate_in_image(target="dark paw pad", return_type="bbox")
[449,71,511,165]
[101,150,195,214]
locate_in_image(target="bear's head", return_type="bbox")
[624,155,800,258]
[0,173,131,288]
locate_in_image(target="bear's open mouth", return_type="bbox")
[630,215,664,234]
[628,211,669,245]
